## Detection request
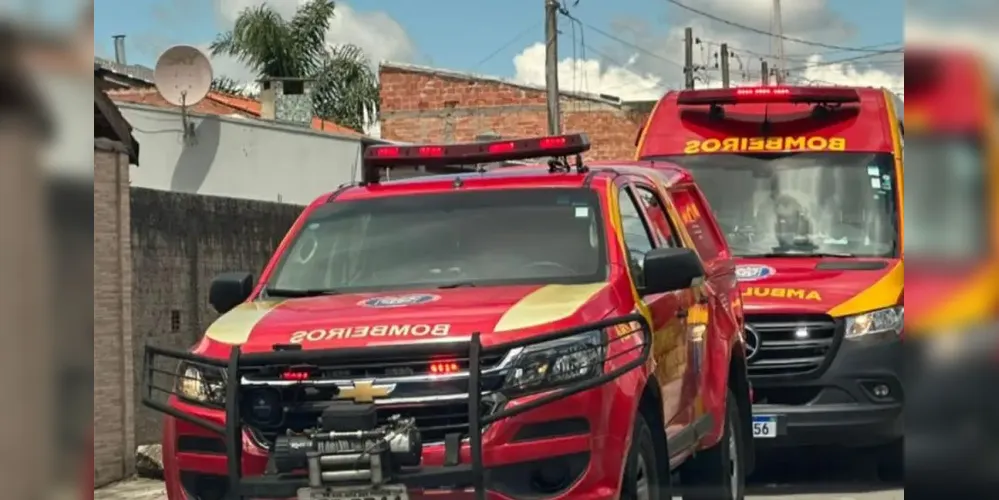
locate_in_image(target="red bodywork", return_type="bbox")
[636,85,904,322]
[904,47,999,332]
[161,162,745,499]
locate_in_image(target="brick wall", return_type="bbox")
[93,140,135,487]
[131,189,302,444]
[379,64,652,160]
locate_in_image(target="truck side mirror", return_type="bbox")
[209,272,255,314]
[641,248,706,295]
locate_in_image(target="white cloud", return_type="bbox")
[511,1,902,100]
[211,0,415,82]
[906,17,999,70]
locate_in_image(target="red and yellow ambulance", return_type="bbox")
[635,85,904,476]
[904,47,999,334]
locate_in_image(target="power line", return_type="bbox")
[663,0,904,53]
[472,22,542,70]
[580,21,684,68]
[782,50,903,72]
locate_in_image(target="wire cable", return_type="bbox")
[663,0,904,53]
[472,22,542,70]
[580,21,685,68]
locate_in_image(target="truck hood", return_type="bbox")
[737,257,903,317]
[195,283,616,355]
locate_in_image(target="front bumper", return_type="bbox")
[750,331,904,448]
[144,315,651,500]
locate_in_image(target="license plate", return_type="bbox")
[752,415,778,439]
[298,484,409,500]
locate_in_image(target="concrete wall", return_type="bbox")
[118,103,365,205]
[378,63,653,160]
[94,141,135,487]
[131,188,302,444]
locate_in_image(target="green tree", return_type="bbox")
[211,76,250,96]
[210,0,378,132]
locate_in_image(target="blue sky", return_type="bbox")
[94,0,902,79]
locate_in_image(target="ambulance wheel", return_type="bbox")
[622,414,667,500]
[679,390,745,500]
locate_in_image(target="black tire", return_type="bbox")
[875,439,904,483]
[622,413,668,500]
[679,390,745,500]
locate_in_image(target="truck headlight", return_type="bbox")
[502,330,605,395]
[175,362,226,406]
[844,306,903,340]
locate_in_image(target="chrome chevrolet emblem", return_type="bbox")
[744,326,761,361]
[336,380,396,403]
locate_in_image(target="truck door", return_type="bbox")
[669,184,742,423]
[615,177,697,433]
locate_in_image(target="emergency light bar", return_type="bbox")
[362,133,590,170]
[677,86,861,105]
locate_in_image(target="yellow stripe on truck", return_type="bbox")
[493,283,608,332]
[204,299,286,345]
[826,262,903,318]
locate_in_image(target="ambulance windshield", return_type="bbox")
[904,134,987,261]
[653,152,900,258]
[268,188,608,293]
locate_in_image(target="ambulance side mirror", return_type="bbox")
[209,272,255,314]
[641,248,705,295]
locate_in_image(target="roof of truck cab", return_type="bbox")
[320,160,695,203]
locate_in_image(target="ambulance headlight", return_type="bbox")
[502,331,605,395]
[844,306,903,340]
[175,362,227,406]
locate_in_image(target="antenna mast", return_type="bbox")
[772,0,787,84]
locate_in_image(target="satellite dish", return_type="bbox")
[154,45,213,107]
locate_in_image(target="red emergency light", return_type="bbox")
[429,360,461,375]
[361,133,590,183]
[676,86,860,106]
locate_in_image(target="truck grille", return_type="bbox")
[746,314,839,378]
[252,400,495,446]
[241,349,510,447]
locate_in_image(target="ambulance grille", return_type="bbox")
[745,314,839,378]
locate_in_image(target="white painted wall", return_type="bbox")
[118,103,365,205]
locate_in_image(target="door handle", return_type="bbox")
[676,309,688,319]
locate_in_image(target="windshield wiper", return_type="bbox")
[436,282,477,289]
[263,287,341,298]
[741,251,858,258]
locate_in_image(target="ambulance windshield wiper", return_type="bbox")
[436,282,477,289]
[263,287,341,298]
[744,251,857,258]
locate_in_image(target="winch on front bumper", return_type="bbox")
[142,314,650,499]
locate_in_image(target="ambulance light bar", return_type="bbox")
[677,86,860,105]
[363,133,590,170]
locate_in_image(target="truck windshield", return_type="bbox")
[647,152,900,258]
[267,188,607,293]
[904,134,988,261]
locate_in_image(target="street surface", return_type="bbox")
[94,448,903,500]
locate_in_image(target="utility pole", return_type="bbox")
[544,0,562,135]
[772,0,787,84]
[720,44,730,88]
[684,27,695,89]
[761,60,770,86]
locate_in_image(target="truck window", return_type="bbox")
[671,186,721,262]
[269,188,608,292]
[633,184,681,248]
[617,187,656,283]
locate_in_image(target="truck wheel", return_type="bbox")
[679,390,745,500]
[622,414,667,500]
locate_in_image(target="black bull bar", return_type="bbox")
[142,314,651,499]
